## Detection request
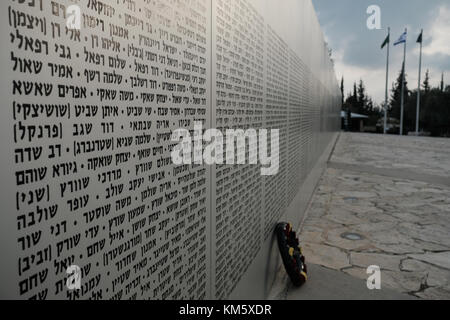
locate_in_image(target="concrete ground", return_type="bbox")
[270,132,450,300]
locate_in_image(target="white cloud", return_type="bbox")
[333,47,387,105]
[423,5,450,57]
[331,5,450,106]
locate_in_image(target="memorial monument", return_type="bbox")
[0,0,340,299]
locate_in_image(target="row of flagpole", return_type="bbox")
[381,28,423,135]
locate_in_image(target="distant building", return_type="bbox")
[341,111,368,132]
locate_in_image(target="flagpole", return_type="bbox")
[384,27,390,134]
[415,29,423,136]
[400,28,407,136]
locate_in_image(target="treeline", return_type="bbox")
[341,79,381,127]
[341,71,450,137]
[390,69,450,137]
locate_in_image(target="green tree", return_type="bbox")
[422,69,430,94]
[390,67,409,121]
[344,82,358,112]
[342,79,381,128]
[339,71,450,137]
[422,88,450,136]
[404,82,450,137]
[356,79,368,115]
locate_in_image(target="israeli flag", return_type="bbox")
[394,31,407,46]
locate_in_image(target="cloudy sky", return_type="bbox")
[312,0,450,105]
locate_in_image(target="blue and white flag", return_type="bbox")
[394,31,407,46]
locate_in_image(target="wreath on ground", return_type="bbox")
[275,222,308,287]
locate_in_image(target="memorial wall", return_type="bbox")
[0,0,341,299]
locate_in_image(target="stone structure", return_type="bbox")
[0,0,340,299]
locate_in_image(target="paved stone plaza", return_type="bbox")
[272,133,450,300]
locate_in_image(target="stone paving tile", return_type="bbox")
[331,133,450,177]
[407,252,450,270]
[298,133,450,299]
[302,243,351,270]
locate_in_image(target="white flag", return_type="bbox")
[394,31,407,46]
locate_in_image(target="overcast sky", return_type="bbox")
[312,0,450,105]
